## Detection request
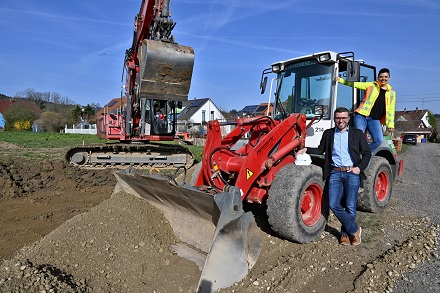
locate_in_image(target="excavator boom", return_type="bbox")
[68,1,262,291]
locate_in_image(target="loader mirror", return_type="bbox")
[314,105,327,117]
[346,61,360,82]
[260,76,268,94]
[314,105,323,116]
[177,101,183,109]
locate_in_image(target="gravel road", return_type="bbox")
[391,142,440,292]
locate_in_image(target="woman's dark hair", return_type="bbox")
[378,68,390,76]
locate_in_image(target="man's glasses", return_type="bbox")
[334,116,349,121]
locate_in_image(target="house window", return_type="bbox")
[210,111,214,121]
[202,110,206,124]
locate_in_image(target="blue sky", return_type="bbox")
[1,0,440,113]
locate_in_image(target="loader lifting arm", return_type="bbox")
[194,113,308,203]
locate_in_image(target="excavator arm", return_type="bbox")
[67,0,195,168]
[122,0,194,140]
[125,0,177,98]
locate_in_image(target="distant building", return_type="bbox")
[236,103,273,117]
[394,108,433,143]
[94,97,127,119]
[0,113,4,129]
[177,98,230,135]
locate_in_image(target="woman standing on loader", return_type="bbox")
[336,68,396,152]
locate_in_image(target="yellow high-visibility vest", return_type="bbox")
[339,78,396,128]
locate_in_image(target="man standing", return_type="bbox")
[297,107,371,245]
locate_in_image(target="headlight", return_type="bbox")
[272,64,281,73]
[318,53,331,62]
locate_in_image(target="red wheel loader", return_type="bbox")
[113,48,404,291]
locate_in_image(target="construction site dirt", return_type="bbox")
[0,141,438,293]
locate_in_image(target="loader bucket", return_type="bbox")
[113,169,262,292]
[138,39,194,101]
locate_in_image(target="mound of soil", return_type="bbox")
[0,143,115,261]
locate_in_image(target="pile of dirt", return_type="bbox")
[1,190,439,292]
[0,158,114,199]
[1,191,200,292]
[0,144,116,261]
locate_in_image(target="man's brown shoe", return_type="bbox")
[340,234,350,245]
[351,227,362,245]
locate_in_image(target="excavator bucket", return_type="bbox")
[138,39,194,101]
[113,169,262,292]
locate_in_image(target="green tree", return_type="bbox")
[82,104,95,122]
[3,103,39,131]
[427,110,437,128]
[71,105,82,123]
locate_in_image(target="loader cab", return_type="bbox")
[262,51,376,147]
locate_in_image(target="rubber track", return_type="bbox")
[65,142,194,170]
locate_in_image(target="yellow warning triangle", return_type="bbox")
[246,169,254,180]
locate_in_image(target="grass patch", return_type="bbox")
[184,144,204,163]
[0,131,104,148]
[0,131,204,162]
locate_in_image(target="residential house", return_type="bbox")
[394,108,434,143]
[236,103,273,118]
[177,98,229,136]
[0,113,4,129]
[94,97,127,119]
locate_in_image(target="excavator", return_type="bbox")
[65,1,262,292]
[66,0,194,169]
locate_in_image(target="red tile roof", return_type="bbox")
[94,97,127,118]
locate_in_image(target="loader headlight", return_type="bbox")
[272,64,281,73]
[318,53,331,63]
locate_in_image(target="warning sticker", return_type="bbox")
[246,169,254,180]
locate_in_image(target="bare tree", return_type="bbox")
[34,112,64,132]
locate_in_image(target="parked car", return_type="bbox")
[403,134,417,145]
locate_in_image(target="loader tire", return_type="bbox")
[267,164,327,243]
[357,157,392,213]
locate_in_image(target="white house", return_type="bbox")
[395,108,431,127]
[177,98,231,136]
[394,108,433,142]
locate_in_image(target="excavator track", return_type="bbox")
[65,142,194,170]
